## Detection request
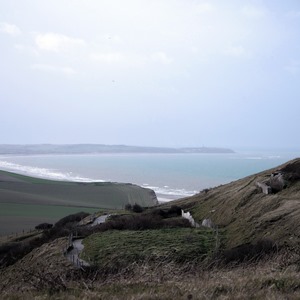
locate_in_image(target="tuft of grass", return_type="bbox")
[260,277,300,292]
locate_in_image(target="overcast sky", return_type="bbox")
[0,0,299,149]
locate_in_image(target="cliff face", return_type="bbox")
[173,158,300,248]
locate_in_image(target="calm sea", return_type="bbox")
[0,150,299,201]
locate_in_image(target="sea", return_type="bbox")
[0,149,299,202]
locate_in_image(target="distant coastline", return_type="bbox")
[0,144,235,155]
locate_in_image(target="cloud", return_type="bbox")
[284,60,300,74]
[0,22,21,36]
[31,64,77,76]
[151,52,173,65]
[241,6,266,18]
[35,33,86,53]
[223,45,250,58]
[196,3,214,14]
[90,52,125,64]
[102,34,122,43]
[285,11,300,18]
[90,52,149,68]
[15,44,39,56]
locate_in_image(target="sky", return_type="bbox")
[0,0,300,149]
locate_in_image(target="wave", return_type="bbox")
[0,160,196,200]
[0,160,105,182]
[246,155,282,160]
[142,183,197,198]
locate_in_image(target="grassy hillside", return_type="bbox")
[0,170,157,235]
[169,158,300,248]
[2,241,300,300]
[1,159,300,299]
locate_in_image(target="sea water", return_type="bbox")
[0,150,298,201]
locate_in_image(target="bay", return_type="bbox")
[0,150,299,202]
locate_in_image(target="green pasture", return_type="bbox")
[0,171,156,209]
[0,202,99,218]
[82,228,216,268]
[0,170,157,235]
[0,203,100,235]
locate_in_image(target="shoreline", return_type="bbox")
[156,193,186,203]
[0,159,197,203]
[1,151,295,206]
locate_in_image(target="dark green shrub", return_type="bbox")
[167,205,182,216]
[54,212,89,228]
[221,239,276,263]
[35,223,53,230]
[132,203,143,213]
[125,203,132,211]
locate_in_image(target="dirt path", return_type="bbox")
[65,214,110,267]
[65,239,89,267]
[91,214,110,226]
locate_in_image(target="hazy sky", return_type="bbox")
[1,0,299,149]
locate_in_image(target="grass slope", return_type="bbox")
[1,231,300,299]
[0,170,157,235]
[2,159,300,299]
[170,158,300,248]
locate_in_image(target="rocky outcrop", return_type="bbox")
[256,161,300,194]
[256,182,272,194]
[268,172,286,192]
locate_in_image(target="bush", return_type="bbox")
[125,203,132,211]
[98,214,161,230]
[35,223,53,230]
[149,206,182,218]
[167,205,182,216]
[221,239,276,263]
[132,203,144,213]
[92,213,192,233]
[0,241,34,268]
[54,212,89,228]
[163,218,191,228]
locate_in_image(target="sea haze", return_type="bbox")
[0,150,298,202]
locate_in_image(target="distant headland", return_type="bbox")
[0,144,235,155]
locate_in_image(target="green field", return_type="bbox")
[0,170,157,235]
[81,228,216,268]
[0,203,100,218]
[0,204,100,236]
